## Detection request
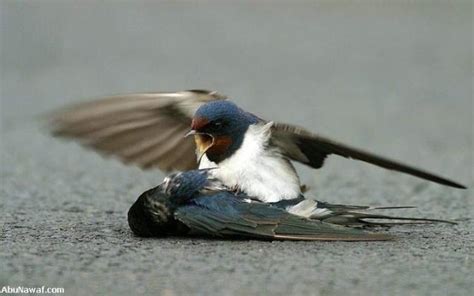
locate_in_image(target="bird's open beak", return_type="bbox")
[184,129,196,138]
[184,130,215,163]
[196,134,215,163]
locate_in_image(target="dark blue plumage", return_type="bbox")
[127,170,392,241]
[194,100,260,128]
[163,170,210,202]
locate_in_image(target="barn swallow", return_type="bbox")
[127,170,454,240]
[50,89,466,205]
[127,169,394,241]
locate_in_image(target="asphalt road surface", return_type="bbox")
[1,2,472,295]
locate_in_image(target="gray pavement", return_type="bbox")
[1,2,472,295]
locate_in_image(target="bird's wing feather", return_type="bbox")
[49,90,226,172]
[174,194,391,241]
[270,122,466,189]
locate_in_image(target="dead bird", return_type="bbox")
[127,170,455,241]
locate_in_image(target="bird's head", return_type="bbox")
[187,100,259,163]
[127,186,178,237]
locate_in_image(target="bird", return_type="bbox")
[127,169,394,241]
[50,89,466,208]
[128,169,456,240]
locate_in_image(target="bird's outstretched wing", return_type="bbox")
[174,193,392,241]
[49,90,226,172]
[270,123,466,189]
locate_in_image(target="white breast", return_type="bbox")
[199,122,301,202]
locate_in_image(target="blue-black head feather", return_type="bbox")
[164,170,210,200]
[128,170,213,237]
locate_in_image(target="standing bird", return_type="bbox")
[50,90,466,209]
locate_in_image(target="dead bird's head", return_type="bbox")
[128,170,219,237]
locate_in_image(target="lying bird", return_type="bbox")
[128,170,454,241]
[50,90,466,213]
[128,170,391,241]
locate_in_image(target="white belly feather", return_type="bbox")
[199,122,301,202]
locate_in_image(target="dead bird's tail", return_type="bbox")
[285,199,457,228]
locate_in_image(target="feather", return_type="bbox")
[175,194,392,241]
[48,90,226,172]
[271,122,466,189]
